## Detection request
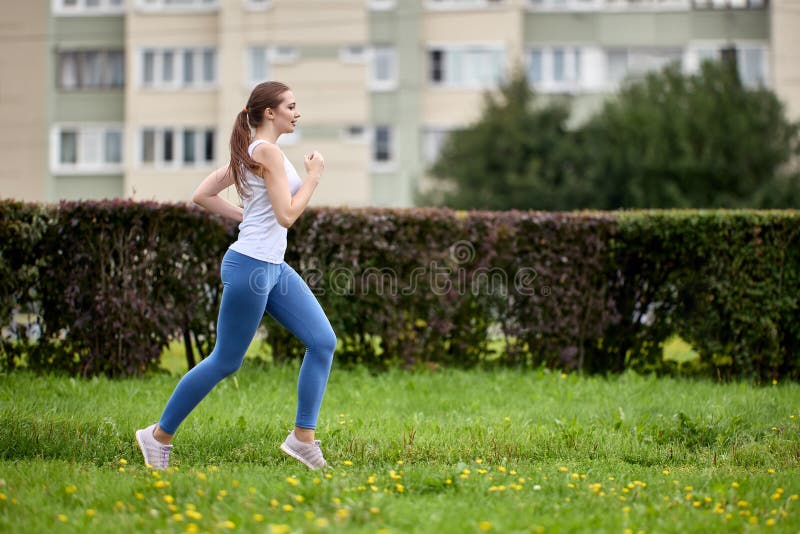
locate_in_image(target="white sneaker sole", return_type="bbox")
[280,442,325,470]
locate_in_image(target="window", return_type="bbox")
[526,47,583,92]
[271,46,300,64]
[605,48,682,85]
[341,125,368,143]
[137,0,218,12]
[529,0,690,9]
[426,0,505,8]
[139,127,215,167]
[428,46,505,89]
[367,0,396,9]
[370,46,397,91]
[58,50,124,89]
[687,43,768,88]
[372,126,394,170]
[243,0,271,10]
[248,47,270,85]
[423,127,453,165]
[53,0,125,15]
[139,47,216,88]
[691,0,765,8]
[51,124,124,174]
[340,45,368,64]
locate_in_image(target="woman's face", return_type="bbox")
[268,90,300,134]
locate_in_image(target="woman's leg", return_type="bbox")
[157,250,280,436]
[266,263,336,438]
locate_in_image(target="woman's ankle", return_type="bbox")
[153,425,173,445]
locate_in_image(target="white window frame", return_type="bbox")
[243,0,272,11]
[428,43,507,90]
[684,40,769,88]
[138,47,217,90]
[422,125,459,165]
[340,45,369,64]
[138,127,216,169]
[52,0,126,16]
[136,0,219,13]
[604,46,684,88]
[527,0,690,11]
[425,0,506,10]
[51,124,124,175]
[371,125,396,173]
[367,0,396,10]
[526,45,587,93]
[370,46,398,91]
[270,46,300,64]
[246,46,271,86]
[691,0,766,9]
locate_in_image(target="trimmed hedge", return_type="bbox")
[0,200,797,381]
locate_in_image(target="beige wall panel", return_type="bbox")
[242,1,366,44]
[771,0,800,119]
[423,90,496,126]
[282,140,370,206]
[129,93,219,123]
[423,10,519,43]
[274,62,368,123]
[126,170,206,203]
[0,2,47,201]
[127,14,218,47]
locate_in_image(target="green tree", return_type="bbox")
[424,70,591,210]
[578,60,800,209]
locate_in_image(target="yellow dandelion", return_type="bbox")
[0,494,5,502]
[336,508,349,519]
[315,518,330,528]
[504,417,511,422]
[476,458,483,464]
[282,504,294,512]
[370,507,380,514]
[168,504,178,513]
[209,466,219,472]
[560,373,568,379]
[791,495,799,501]
[196,472,207,481]
[445,479,452,485]
[737,500,748,507]
[154,480,168,489]
[332,497,342,505]
[731,481,740,488]
[479,521,492,531]
[119,458,127,465]
[622,507,630,514]
[185,524,199,533]
[766,518,776,526]
[497,466,506,473]
[395,484,405,493]
[186,510,202,520]
[324,473,332,479]
[684,486,693,492]
[313,477,321,485]
[65,485,78,495]
[749,517,758,525]
[294,495,305,503]
[164,495,175,504]
[58,514,68,523]
[397,460,404,465]
[661,469,670,476]
[86,509,96,517]
[304,511,315,520]
[343,460,353,466]
[253,514,264,522]
[135,492,144,501]
[768,468,776,474]
[693,501,701,508]
[173,513,184,522]
[220,520,236,529]
[559,466,568,473]
[196,489,205,497]
[371,485,378,492]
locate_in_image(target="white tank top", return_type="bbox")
[228,139,303,264]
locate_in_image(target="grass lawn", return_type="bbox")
[0,361,797,533]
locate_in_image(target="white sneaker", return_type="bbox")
[280,431,328,470]
[135,423,173,470]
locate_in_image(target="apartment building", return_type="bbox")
[1,0,795,206]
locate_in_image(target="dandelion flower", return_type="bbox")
[315,518,329,528]
[282,504,294,513]
[172,513,184,522]
[58,514,68,523]
[119,459,127,465]
[478,521,492,531]
[336,508,349,520]
[86,509,96,517]
[370,507,380,514]
[253,514,264,522]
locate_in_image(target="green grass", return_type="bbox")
[0,364,798,533]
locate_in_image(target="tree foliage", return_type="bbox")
[426,61,800,210]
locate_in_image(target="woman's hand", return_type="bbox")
[304,150,325,179]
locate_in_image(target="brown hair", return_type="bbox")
[227,81,291,199]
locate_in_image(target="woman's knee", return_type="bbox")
[316,327,337,356]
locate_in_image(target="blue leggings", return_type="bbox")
[158,249,336,435]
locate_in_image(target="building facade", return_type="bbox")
[0,0,789,206]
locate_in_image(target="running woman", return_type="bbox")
[136,81,336,470]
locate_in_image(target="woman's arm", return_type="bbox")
[251,143,323,228]
[191,164,244,223]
